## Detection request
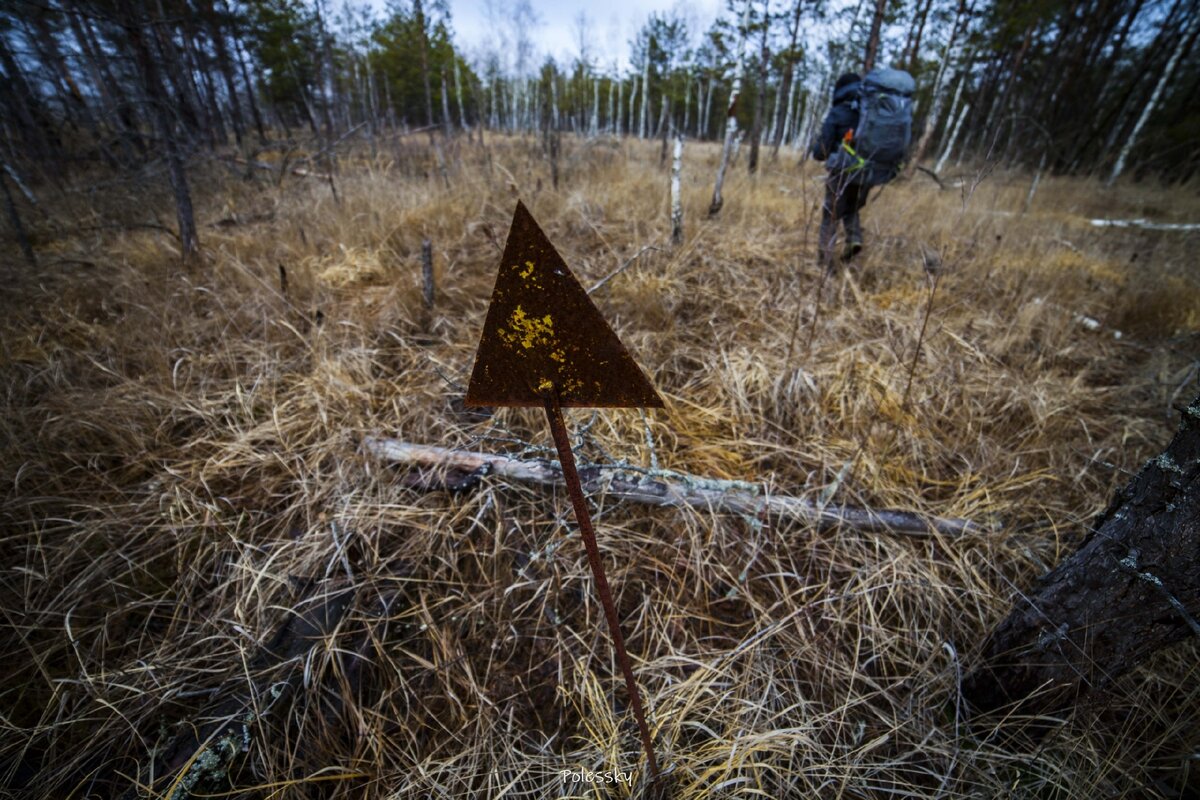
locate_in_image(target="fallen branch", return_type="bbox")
[1089,218,1200,231]
[227,156,330,181]
[914,165,946,189]
[362,437,989,537]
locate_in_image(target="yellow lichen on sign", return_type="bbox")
[497,306,555,351]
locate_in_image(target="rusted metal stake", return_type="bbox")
[543,394,661,784]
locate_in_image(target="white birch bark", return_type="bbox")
[1108,9,1199,184]
[551,73,560,130]
[683,73,692,136]
[781,75,798,146]
[629,75,639,137]
[709,0,751,215]
[616,75,623,135]
[935,102,969,173]
[909,3,969,168]
[640,47,651,138]
[591,76,600,136]
[608,76,615,134]
[454,59,468,130]
[671,132,684,244]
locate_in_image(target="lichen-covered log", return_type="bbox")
[964,394,1200,720]
[361,437,986,537]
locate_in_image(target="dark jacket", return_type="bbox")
[810,81,860,163]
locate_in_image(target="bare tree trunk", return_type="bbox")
[748,0,770,174]
[709,0,751,215]
[591,76,600,137]
[1,160,36,268]
[777,75,799,157]
[863,0,888,72]
[126,1,199,261]
[201,0,246,145]
[657,97,670,163]
[414,0,434,127]
[454,59,468,129]
[232,33,268,144]
[772,0,803,155]
[905,0,935,71]
[1108,7,1199,184]
[0,32,59,163]
[639,47,651,138]
[441,70,453,138]
[964,395,1200,722]
[908,0,972,169]
[934,102,969,173]
[616,75,623,135]
[670,131,683,244]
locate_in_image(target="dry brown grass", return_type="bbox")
[1,133,1198,799]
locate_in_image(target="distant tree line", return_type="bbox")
[0,0,1196,259]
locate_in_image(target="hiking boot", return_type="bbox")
[842,241,863,262]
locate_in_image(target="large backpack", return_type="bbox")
[843,67,915,186]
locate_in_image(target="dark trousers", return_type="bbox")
[818,172,870,269]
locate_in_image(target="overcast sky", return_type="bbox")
[444,0,725,74]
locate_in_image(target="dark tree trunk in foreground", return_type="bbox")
[964,394,1200,720]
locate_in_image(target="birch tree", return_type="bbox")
[1107,6,1200,184]
[709,0,751,215]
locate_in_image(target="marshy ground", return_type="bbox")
[2,134,1198,798]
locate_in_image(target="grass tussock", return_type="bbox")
[1,134,1198,799]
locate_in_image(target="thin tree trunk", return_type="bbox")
[658,97,670,163]
[683,73,692,137]
[1,160,36,268]
[640,47,651,138]
[934,102,969,173]
[0,33,58,162]
[702,77,714,138]
[908,0,972,169]
[777,73,799,157]
[749,0,770,174]
[201,0,246,145]
[709,0,751,215]
[441,70,453,138]
[126,1,199,260]
[905,0,935,72]
[629,74,638,137]
[454,59,468,129]
[592,76,600,137]
[863,0,888,72]
[414,0,434,127]
[670,131,683,244]
[964,394,1200,723]
[1108,7,1200,184]
[233,33,267,144]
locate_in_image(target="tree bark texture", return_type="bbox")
[964,395,1200,720]
[863,0,887,72]
[361,437,986,537]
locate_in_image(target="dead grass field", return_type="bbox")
[1,134,1198,799]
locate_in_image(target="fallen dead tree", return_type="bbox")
[362,437,989,537]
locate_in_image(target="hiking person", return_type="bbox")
[812,73,867,271]
[811,68,916,273]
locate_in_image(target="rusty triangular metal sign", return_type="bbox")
[465,201,663,409]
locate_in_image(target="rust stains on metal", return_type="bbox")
[465,201,663,409]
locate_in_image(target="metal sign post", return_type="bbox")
[466,201,664,784]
